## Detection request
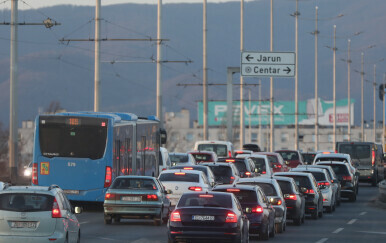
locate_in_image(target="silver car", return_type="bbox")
[0,185,82,243]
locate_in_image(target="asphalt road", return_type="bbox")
[77,183,386,243]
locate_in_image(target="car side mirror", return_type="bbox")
[166,189,173,194]
[74,206,82,214]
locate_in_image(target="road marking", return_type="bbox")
[347,219,357,225]
[359,212,367,216]
[332,228,344,234]
[315,238,328,243]
[79,221,89,224]
[357,231,386,235]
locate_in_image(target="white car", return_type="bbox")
[0,185,82,243]
[193,140,234,158]
[158,169,211,206]
[236,154,273,177]
[291,167,336,213]
[169,153,197,166]
[313,153,357,175]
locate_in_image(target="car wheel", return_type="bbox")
[301,213,305,224]
[318,207,323,218]
[276,221,284,233]
[349,193,357,202]
[326,205,332,213]
[167,236,175,243]
[77,230,81,243]
[294,216,302,226]
[104,217,112,225]
[154,210,163,226]
[64,234,68,243]
[113,217,120,223]
[372,176,377,187]
[312,206,318,220]
[259,224,269,241]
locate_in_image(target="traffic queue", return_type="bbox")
[102,140,370,243]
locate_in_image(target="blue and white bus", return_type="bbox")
[31,112,166,202]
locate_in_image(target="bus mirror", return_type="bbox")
[160,128,167,144]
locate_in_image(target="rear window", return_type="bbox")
[250,158,267,173]
[177,193,232,208]
[310,172,326,181]
[209,166,232,177]
[327,164,350,176]
[191,153,213,162]
[170,154,189,163]
[237,182,277,196]
[277,151,299,161]
[286,176,312,189]
[277,181,293,194]
[266,155,279,164]
[111,178,157,190]
[302,153,316,163]
[0,193,54,212]
[215,189,257,203]
[198,144,228,157]
[159,173,199,182]
[316,157,347,162]
[232,161,247,173]
[339,144,371,159]
[172,166,208,177]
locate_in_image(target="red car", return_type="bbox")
[187,151,218,163]
[255,152,290,173]
[275,150,304,168]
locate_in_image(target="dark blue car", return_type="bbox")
[213,184,275,240]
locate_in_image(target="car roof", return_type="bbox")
[255,152,281,156]
[238,177,278,184]
[214,184,259,191]
[187,150,216,155]
[315,153,349,158]
[182,191,234,197]
[169,152,190,156]
[274,171,314,178]
[237,154,268,159]
[1,185,57,194]
[272,176,296,183]
[275,150,299,152]
[315,161,348,166]
[195,140,233,145]
[115,175,156,179]
[291,167,327,173]
[159,169,204,175]
[171,165,208,170]
[201,162,233,167]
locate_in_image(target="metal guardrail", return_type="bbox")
[379,180,386,203]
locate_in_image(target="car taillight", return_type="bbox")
[305,189,315,194]
[262,171,266,174]
[343,176,352,181]
[277,199,282,205]
[105,193,117,200]
[146,194,158,201]
[285,194,297,200]
[252,206,264,213]
[104,166,112,188]
[245,172,251,176]
[225,212,238,222]
[276,164,282,169]
[372,150,375,166]
[51,198,62,218]
[230,176,235,183]
[32,163,38,185]
[228,151,232,158]
[318,182,330,187]
[171,211,181,222]
[188,186,202,191]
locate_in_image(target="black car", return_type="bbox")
[274,172,323,220]
[301,152,317,165]
[316,161,357,202]
[217,158,257,178]
[201,162,241,184]
[213,184,276,240]
[167,191,249,243]
[243,143,261,152]
[273,176,305,225]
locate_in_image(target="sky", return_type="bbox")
[8,0,251,10]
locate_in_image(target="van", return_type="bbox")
[193,141,234,158]
[336,142,384,186]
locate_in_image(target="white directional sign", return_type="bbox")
[241,52,296,77]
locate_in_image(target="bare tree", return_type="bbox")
[46,101,63,114]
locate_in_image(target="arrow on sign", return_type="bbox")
[284,67,291,74]
[245,54,253,62]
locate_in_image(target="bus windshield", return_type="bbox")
[39,116,108,159]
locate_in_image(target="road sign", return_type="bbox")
[241,51,296,77]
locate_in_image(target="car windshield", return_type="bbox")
[0,193,54,212]
[215,189,257,203]
[159,173,199,182]
[238,182,277,196]
[111,178,157,190]
[191,153,212,162]
[250,158,267,173]
[277,180,293,194]
[286,176,312,189]
[177,194,232,208]
[278,151,299,160]
[170,154,189,163]
[339,144,371,159]
[197,144,228,157]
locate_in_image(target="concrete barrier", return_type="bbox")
[379,180,386,203]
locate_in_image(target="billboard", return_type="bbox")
[197,98,354,126]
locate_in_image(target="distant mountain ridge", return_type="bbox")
[0,0,384,127]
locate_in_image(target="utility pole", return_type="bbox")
[347,39,351,141]
[361,53,364,141]
[2,0,60,183]
[294,0,299,150]
[203,0,208,140]
[248,89,252,143]
[157,0,163,125]
[374,64,377,143]
[314,6,319,151]
[258,79,262,148]
[240,0,245,148]
[94,0,101,112]
[270,0,274,152]
[383,73,385,151]
[333,25,336,148]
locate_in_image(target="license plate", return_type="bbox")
[63,190,80,195]
[11,221,37,229]
[192,215,215,221]
[121,196,142,202]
